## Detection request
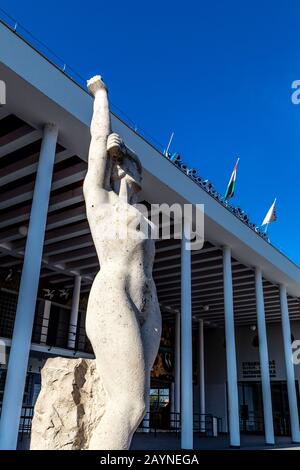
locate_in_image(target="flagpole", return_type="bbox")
[264,222,269,235]
[224,156,240,200]
[164,132,174,157]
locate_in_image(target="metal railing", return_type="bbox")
[32,315,93,354]
[0,404,34,441]
[0,308,93,355]
[273,412,291,437]
[239,412,294,437]
[138,412,222,437]
[193,412,223,436]
[0,405,293,442]
[240,413,264,434]
[0,406,221,441]
[139,411,180,436]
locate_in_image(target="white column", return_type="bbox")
[68,275,81,349]
[198,319,205,432]
[255,268,275,445]
[170,382,175,414]
[175,309,181,414]
[40,300,51,345]
[223,246,240,447]
[142,393,150,433]
[280,284,300,443]
[181,217,193,449]
[172,309,181,431]
[0,123,58,450]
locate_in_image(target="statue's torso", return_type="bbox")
[86,200,158,322]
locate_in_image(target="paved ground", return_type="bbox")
[131,432,300,450]
[18,432,300,450]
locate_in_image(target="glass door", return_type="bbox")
[238,382,264,433]
[149,387,170,429]
[238,380,300,436]
[270,381,299,436]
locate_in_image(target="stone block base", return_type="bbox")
[30,357,106,450]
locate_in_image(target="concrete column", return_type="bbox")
[280,284,300,443]
[175,309,181,414]
[40,300,51,345]
[255,268,275,445]
[198,319,205,432]
[172,309,181,431]
[223,246,240,447]
[181,217,193,449]
[68,275,81,349]
[142,393,150,433]
[0,123,58,450]
[170,382,175,414]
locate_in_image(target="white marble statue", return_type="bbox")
[83,76,162,450]
[30,76,161,451]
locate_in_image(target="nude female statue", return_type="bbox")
[83,76,162,450]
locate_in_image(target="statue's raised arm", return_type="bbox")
[84,76,123,205]
[84,76,110,197]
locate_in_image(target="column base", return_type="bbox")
[229,444,240,449]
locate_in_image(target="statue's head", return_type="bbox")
[114,149,142,184]
[110,149,142,203]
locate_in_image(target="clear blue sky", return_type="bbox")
[1,0,300,264]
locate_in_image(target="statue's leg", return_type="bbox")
[86,285,147,450]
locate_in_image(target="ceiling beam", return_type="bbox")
[0,183,84,230]
[0,148,71,186]
[43,234,93,256]
[0,160,86,210]
[48,246,96,264]
[0,122,34,156]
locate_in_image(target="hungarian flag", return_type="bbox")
[262,198,277,226]
[224,158,239,200]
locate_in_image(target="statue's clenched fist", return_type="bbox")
[87,75,107,96]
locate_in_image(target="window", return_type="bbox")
[150,388,170,411]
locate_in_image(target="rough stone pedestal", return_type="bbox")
[30,357,106,450]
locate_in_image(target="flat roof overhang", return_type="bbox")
[0,20,299,320]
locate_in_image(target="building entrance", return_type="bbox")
[238,382,264,433]
[238,381,300,436]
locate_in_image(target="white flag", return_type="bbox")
[262,199,277,226]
